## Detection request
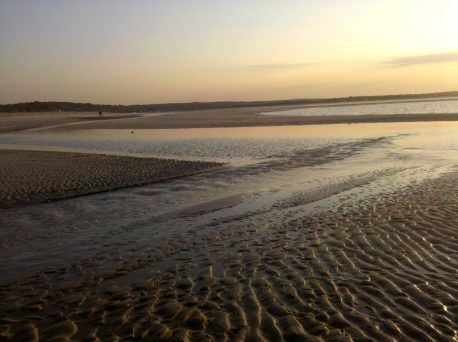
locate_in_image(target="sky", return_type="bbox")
[1,0,458,104]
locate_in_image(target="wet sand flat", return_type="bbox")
[65,110,458,130]
[0,149,221,208]
[0,171,456,340]
[37,112,458,131]
[0,115,457,340]
[1,97,457,133]
[0,112,136,133]
[1,110,458,134]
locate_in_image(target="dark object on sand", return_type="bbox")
[99,111,102,116]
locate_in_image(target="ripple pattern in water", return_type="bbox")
[0,135,354,162]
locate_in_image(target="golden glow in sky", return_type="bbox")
[1,0,458,104]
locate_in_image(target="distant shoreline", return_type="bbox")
[1,90,458,113]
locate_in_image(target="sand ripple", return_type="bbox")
[0,149,221,208]
[0,172,457,340]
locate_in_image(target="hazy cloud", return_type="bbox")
[245,62,313,71]
[384,52,458,67]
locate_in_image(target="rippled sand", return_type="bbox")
[1,171,456,340]
[0,118,457,340]
[0,150,221,208]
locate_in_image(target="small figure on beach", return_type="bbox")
[99,111,103,117]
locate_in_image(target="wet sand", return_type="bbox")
[1,109,458,133]
[0,149,221,208]
[0,111,457,340]
[65,112,458,130]
[0,112,137,133]
[0,171,456,340]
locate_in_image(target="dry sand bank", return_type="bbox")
[0,149,221,208]
[0,171,456,340]
[1,110,458,133]
[46,112,458,130]
[0,112,136,133]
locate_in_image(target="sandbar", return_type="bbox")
[0,149,222,208]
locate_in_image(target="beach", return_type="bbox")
[0,149,221,208]
[1,102,458,134]
[1,171,456,340]
[2,0,458,340]
[0,102,457,340]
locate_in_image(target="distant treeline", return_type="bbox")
[1,91,458,113]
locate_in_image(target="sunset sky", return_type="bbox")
[1,0,458,104]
